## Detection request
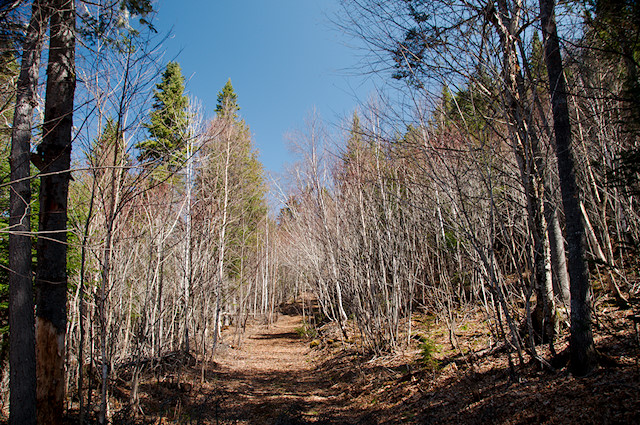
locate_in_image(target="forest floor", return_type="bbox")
[100,298,640,425]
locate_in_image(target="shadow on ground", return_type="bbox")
[117,351,639,424]
[75,307,640,425]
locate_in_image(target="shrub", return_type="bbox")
[417,335,440,371]
[294,321,317,339]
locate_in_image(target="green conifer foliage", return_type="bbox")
[215,78,240,119]
[0,51,21,360]
[346,111,363,153]
[92,118,128,170]
[137,61,188,164]
[197,80,266,280]
[529,33,547,83]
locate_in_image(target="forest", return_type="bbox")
[0,0,639,423]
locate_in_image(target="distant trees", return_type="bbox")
[193,79,267,350]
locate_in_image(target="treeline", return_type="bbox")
[276,0,639,375]
[1,2,279,423]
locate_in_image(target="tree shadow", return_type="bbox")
[251,331,301,341]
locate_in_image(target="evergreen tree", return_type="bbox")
[92,118,128,173]
[137,61,188,164]
[529,32,547,83]
[219,81,265,277]
[341,110,368,178]
[346,111,363,151]
[197,80,266,279]
[215,78,240,120]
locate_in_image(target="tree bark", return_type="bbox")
[545,194,570,308]
[34,0,76,422]
[492,0,557,343]
[538,0,597,376]
[9,1,49,423]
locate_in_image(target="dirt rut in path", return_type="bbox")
[207,314,349,424]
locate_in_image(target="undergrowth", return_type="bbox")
[416,335,441,371]
[294,321,318,339]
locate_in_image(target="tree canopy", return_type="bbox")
[137,61,188,164]
[215,78,240,120]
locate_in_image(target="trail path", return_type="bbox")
[208,314,352,424]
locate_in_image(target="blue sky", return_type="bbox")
[154,0,377,176]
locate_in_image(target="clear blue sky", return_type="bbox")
[154,0,376,176]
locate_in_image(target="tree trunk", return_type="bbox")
[492,0,557,343]
[9,1,49,423]
[184,139,193,353]
[213,135,231,350]
[538,0,597,376]
[34,0,76,422]
[580,201,607,263]
[545,194,570,308]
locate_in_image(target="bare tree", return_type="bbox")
[538,0,597,375]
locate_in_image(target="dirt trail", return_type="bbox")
[70,305,640,424]
[217,314,312,376]
[207,314,351,424]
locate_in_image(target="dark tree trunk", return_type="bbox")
[538,0,597,376]
[34,0,76,422]
[8,1,49,424]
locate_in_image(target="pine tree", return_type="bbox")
[220,80,265,277]
[341,110,368,179]
[137,61,188,164]
[92,118,128,174]
[346,111,363,152]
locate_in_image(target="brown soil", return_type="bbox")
[204,314,344,424]
[60,301,640,424]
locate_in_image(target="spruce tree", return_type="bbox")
[200,80,266,279]
[343,111,365,166]
[215,78,240,119]
[137,61,188,164]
